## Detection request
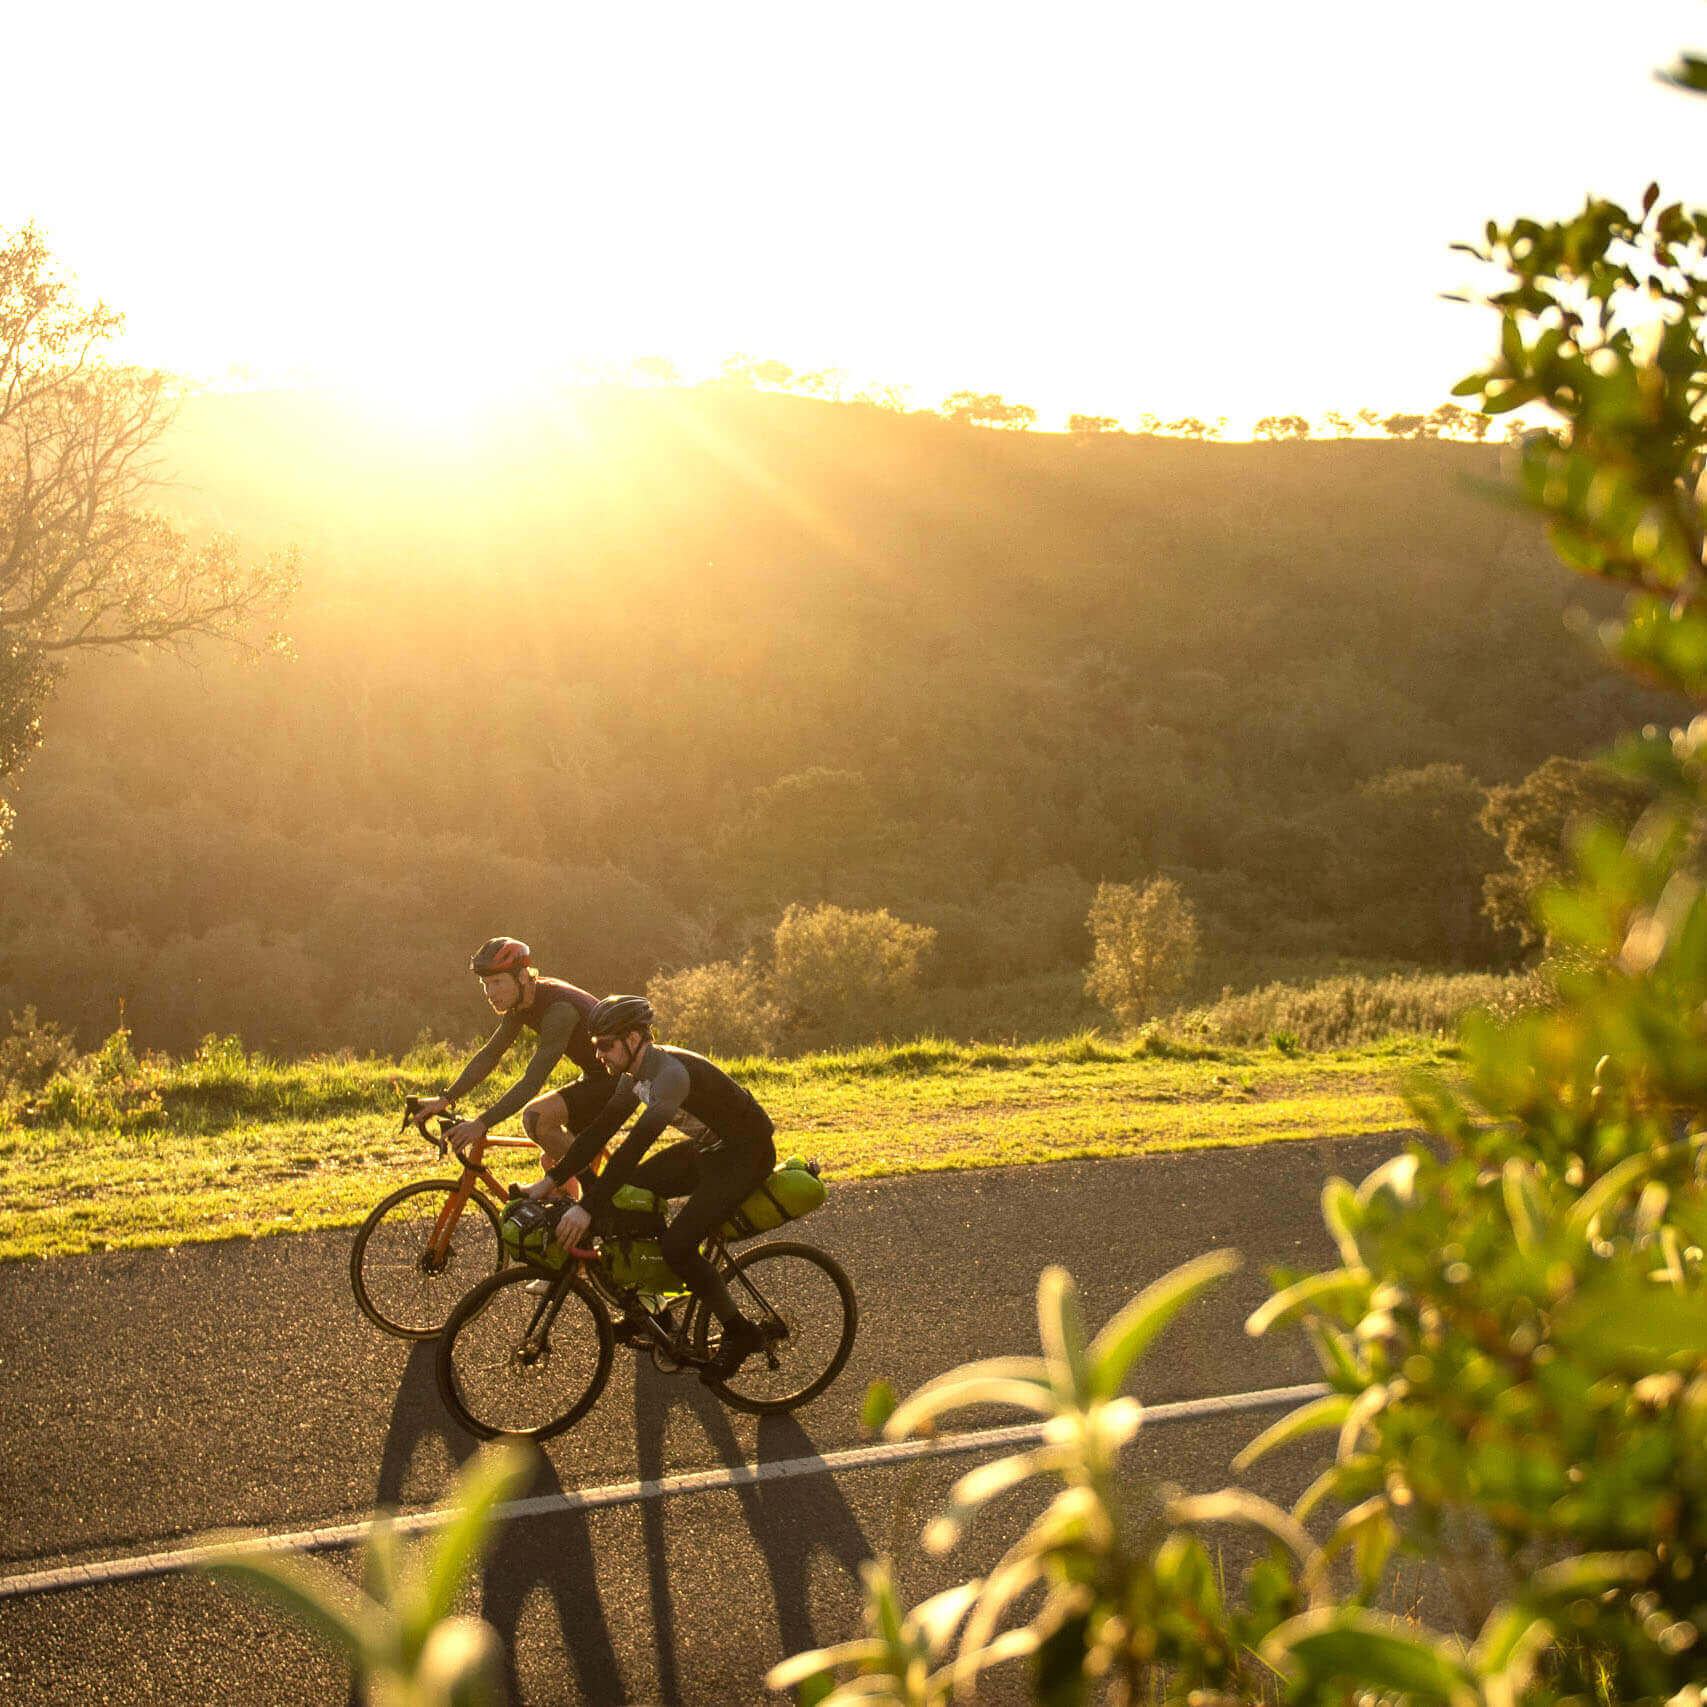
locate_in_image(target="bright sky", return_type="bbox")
[9,0,1707,432]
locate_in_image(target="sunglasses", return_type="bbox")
[592,1036,627,1053]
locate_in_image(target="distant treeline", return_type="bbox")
[0,384,1678,1056]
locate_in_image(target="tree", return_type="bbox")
[1084,876,1198,1026]
[1253,413,1310,441]
[1066,413,1121,436]
[940,391,1038,430]
[1159,415,1224,439]
[0,224,294,850]
[1478,754,1648,950]
[793,366,849,399]
[624,354,681,386]
[719,767,888,902]
[1381,409,1426,437]
[1425,400,1491,441]
[853,380,912,412]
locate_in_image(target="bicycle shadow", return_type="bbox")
[632,1358,872,1706]
[372,1341,624,1705]
[373,1339,477,1508]
[477,1452,625,1707]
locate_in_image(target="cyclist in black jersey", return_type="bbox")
[525,994,777,1377]
[413,937,614,1176]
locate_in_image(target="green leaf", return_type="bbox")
[1037,1266,1091,1402]
[1084,1248,1240,1398]
[1467,1604,1555,1691]
[1567,1144,1670,1232]
[1246,1266,1373,1337]
[925,1448,1067,1554]
[860,1379,897,1439]
[794,1668,838,1707]
[1264,1608,1476,1705]
[1662,54,1707,94]
[1169,1489,1317,1563]
[1232,1392,1355,1472]
[1527,1551,1652,1597]
[1320,1176,1363,1266]
[885,1375,1058,1438]
[408,1441,535,1648]
[1559,1284,1707,1367]
[1032,1608,1092,1707]
[904,1578,982,1652]
[765,1641,886,1691]
[360,1516,400,1615]
[1501,1159,1548,1255]
[201,1553,380,1670]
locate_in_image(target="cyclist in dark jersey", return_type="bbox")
[413,937,613,1178]
[526,994,777,1377]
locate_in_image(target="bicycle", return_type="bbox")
[434,1194,858,1439]
[349,1095,585,1338]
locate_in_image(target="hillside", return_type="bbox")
[0,384,1678,1054]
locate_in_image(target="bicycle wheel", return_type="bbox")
[695,1241,858,1415]
[437,1267,614,1440]
[350,1179,504,1338]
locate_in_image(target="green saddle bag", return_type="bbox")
[718,1157,827,1242]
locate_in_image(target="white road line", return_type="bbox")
[0,1382,1327,1602]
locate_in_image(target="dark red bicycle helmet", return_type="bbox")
[471,936,532,976]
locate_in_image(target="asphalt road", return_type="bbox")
[0,1132,1416,1705]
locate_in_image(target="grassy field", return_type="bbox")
[0,1031,1449,1262]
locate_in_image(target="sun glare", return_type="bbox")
[336,362,544,446]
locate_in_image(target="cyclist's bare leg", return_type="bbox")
[521,1091,582,1197]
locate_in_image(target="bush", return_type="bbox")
[771,902,936,1047]
[648,957,784,1056]
[0,1005,77,1096]
[34,1023,165,1128]
[1191,968,1537,1049]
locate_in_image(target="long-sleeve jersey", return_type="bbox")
[442,977,602,1130]
[545,1043,774,1215]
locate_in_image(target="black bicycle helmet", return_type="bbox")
[587,994,655,1038]
[471,936,532,976]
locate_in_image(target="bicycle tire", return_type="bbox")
[694,1241,857,1415]
[437,1267,614,1441]
[350,1178,505,1338]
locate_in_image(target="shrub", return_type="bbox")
[648,957,784,1057]
[0,1005,77,1096]
[34,1022,165,1128]
[771,902,936,1047]
[1192,969,1534,1050]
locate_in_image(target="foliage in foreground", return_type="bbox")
[202,1441,532,1707]
[769,52,1707,1707]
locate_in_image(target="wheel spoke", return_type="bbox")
[438,1270,612,1439]
[699,1243,856,1414]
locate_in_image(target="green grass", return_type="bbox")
[0,1030,1452,1262]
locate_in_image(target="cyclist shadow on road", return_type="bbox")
[372,1339,478,1509]
[478,1452,625,1707]
[633,1357,873,1707]
[372,1342,624,1704]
